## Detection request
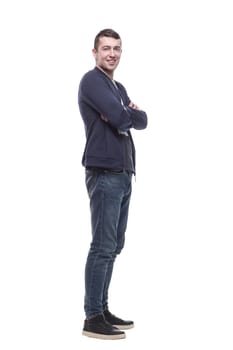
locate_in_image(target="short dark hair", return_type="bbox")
[94,28,121,50]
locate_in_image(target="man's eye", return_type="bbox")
[102,47,121,51]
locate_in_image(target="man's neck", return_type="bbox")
[96,65,114,80]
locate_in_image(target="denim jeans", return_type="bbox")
[84,169,132,319]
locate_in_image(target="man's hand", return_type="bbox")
[129,101,140,110]
[100,114,108,122]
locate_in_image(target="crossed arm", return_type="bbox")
[82,74,147,131]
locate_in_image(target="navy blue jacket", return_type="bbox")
[78,67,147,172]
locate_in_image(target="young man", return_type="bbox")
[78,28,148,340]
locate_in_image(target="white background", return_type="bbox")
[0,0,233,349]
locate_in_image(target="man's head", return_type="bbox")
[94,28,121,50]
[92,28,122,79]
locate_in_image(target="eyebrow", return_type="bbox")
[102,45,121,49]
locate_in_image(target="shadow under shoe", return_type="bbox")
[104,309,134,330]
[82,314,126,340]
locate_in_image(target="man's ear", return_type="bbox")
[92,48,97,58]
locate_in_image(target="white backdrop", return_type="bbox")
[0,0,233,349]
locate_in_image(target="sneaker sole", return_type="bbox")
[113,324,134,330]
[82,330,126,340]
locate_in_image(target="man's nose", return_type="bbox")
[109,48,115,56]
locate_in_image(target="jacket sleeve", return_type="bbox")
[124,106,148,130]
[118,81,147,130]
[80,72,147,132]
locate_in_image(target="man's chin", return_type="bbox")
[105,65,116,71]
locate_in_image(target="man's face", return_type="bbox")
[92,36,122,76]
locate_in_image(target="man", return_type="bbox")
[78,28,148,340]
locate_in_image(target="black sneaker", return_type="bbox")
[104,309,134,330]
[82,314,126,340]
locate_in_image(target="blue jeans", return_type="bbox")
[84,169,132,319]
